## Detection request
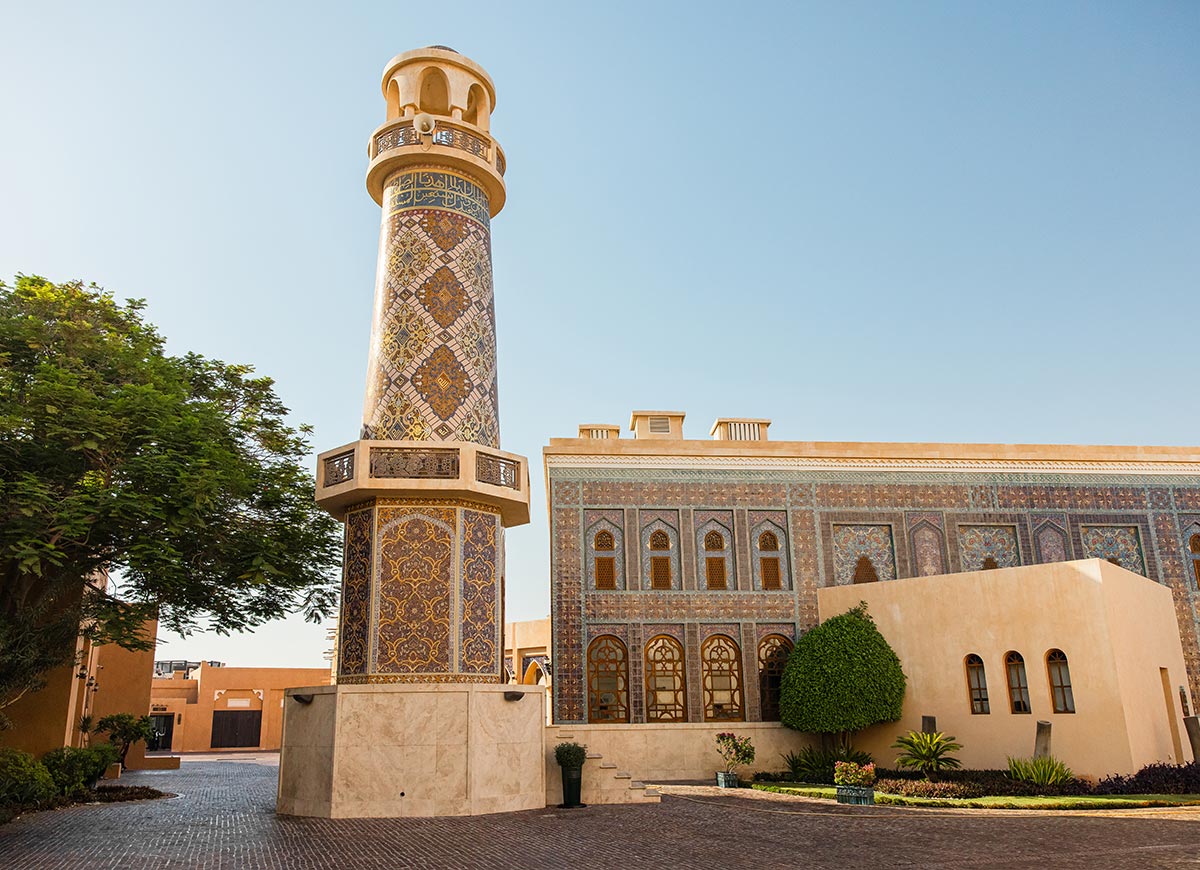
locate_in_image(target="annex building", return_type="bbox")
[544,411,1200,774]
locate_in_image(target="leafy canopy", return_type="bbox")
[0,275,341,727]
[779,602,906,745]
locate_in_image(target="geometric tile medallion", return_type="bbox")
[412,345,473,420]
[418,266,470,328]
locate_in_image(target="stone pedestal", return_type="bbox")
[277,683,545,818]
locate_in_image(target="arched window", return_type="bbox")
[464,83,487,128]
[1191,534,1200,589]
[645,635,687,722]
[1005,651,1031,714]
[981,556,999,570]
[703,530,727,590]
[648,529,672,590]
[593,529,616,590]
[758,531,782,590]
[587,635,629,723]
[853,556,878,584]
[758,635,792,721]
[965,654,989,714]
[418,67,451,115]
[702,635,744,722]
[385,79,401,121]
[1046,649,1075,714]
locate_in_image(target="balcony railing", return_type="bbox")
[323,450,355,486]
[372,120,506,177]
[476,452,520,489]
[369,447,460,480]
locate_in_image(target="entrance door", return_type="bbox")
[148,713,175,752]
[210,710,262,749]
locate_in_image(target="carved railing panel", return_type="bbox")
[369,447,460,480]
[324,450,356,486]
[476,453,519,489]
[372,122,504,176]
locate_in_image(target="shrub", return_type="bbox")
[780,603,906,746]
[94,714,154,767]
[875,777,987,799]
[1007,755,1073,788]
[782,746,873,784]
[1094,762,1200,796]
[752,770,785,782]
[0,748,56,807]
[714,733,755,774]
[892,731,963,780]
[834,761,876,787]
[554,742,587,769]
[41,747,115,797]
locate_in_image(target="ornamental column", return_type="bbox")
[314,46,528,685]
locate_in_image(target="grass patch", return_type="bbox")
[751,783,1200,810]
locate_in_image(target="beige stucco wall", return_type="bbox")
[543,722,812,803]
[818,559,1194,777]
[278,682,545,818]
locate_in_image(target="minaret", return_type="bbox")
[315,47,528,686]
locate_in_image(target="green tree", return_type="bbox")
[0,275,342,729]
[93,714,154,768]
[780,602,906,751]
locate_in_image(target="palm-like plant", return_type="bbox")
[892,730,963,781]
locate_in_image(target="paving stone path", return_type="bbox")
[2,758,1199,869]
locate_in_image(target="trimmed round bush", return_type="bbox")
[780,603,906,738]
[0,748,56,807]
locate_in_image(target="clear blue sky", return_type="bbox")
[1,2,1196,667]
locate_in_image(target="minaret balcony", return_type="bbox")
[365,118,506,214]
[315,439,529,527]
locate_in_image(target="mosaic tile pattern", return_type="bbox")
[375,506,456,674]
[958,525,1020,571]
[548,468,1200,724]
[640,512,682,591]
[337,507,373,677]
[695,512,733,590]
[585,510,626,591]
[1080,525,1145,574]
[749,516,791,591]
[910,522,946,576]
[831,524,897,585]
[459,507,500,675]
[363,169,499,447]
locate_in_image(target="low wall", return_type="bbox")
[544,722,812,804]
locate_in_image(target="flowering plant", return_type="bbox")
[714,733,756,774]
[834,760,876,787]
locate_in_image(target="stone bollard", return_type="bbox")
[1034,721,1052,759]
[921,716,937,734]
[1185,716,1200,762]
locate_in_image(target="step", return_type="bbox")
[599,762,617,769]
[586,752,603,760]
[556,733,574,739]
[644,788,661,797]
[613,772,631,779]
[629,781,646,789]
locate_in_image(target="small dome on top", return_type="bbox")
[427,45,458,53]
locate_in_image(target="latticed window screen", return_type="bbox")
[1191,534,1200,588]
[1046,649,1075,713]
[704,531,724,551]
[759,531,779,551]
[760,558,781,590]
[645,635,687,722]
[587,635,629,723]
[982,556,1000,570]
[758,635,792,721]
[595,557,616,590]
[853,556,878,584]
[965,654,990,714]
[705,557,727,590]
[594,530,615,551]
[650,557,672,589]
[702,635,744,722]
[1006,651,1031,714]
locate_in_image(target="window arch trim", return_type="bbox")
[757,634,793,721]
[1045,648,1075,714]
[1005,650,1031,714]
[586,635,629,723]
[965,653,989,714]
[701,634,744,722]
[644,634,687,722]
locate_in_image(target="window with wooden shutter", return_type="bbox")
[595,557,616,590]
[760,557,781,590]
[650,556,672,589]
[705,557,726,589]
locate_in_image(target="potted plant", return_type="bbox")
[555,742,588,808]
[714,732,755,788]
[833,760,876,805]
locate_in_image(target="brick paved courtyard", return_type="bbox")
[2,757,1199,869]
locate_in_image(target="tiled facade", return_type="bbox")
[548,458,1200,725]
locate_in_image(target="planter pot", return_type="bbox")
[715,771,739,788]
[835,785,875,805]
[559,765,585,808]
